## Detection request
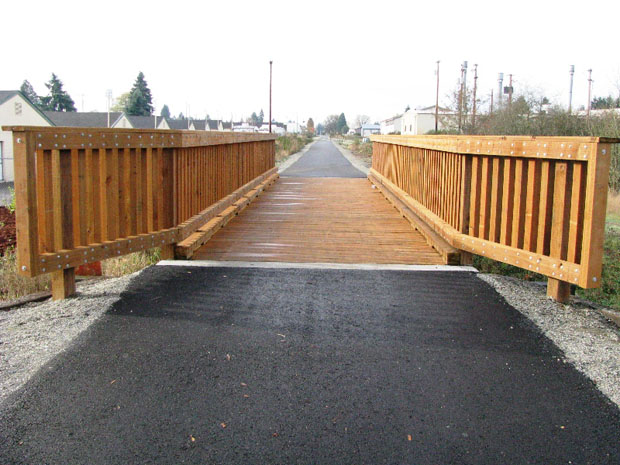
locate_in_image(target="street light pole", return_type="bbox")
[269,60,273,134]
[435,60,440,132]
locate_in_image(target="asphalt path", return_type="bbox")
[282,138,366,177]
[1,266,619,464]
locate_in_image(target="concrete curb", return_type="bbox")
[158,260,478,273]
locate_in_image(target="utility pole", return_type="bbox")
[472,64,478,130]
[462,61,468,120]
[269,60,273,134]
[568,65,575,113]
[587,69,593,117]
[498,73,504,106]
[508,74,513,108]
[435,60,440,132]
[458,64,465,132]
[490,89,494,114]
[105,89,112,128]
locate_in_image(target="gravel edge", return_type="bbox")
[332,141,370,175]
[0,271,140,405]
[478,273,620,408]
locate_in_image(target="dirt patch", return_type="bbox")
[0,207,16,256]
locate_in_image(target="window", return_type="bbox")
[14,102,22,116]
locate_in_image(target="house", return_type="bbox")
[233,122,257,133]
[401,105,456,135]
[0,91,54,182]
[380,114,403,134]
[360,124,381,138]
[258,122,286,135]
[112,114,164,129]
[44,111,122,128]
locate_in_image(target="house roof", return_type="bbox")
[124,115,163,129]
[192,120,207,130]
[0,90,19,106]
[361,124,380,129]
[44,111,122,128]
[207,120,220,130]
[165,118,192,130]
[222,122,232,130]
[0,90,55,126]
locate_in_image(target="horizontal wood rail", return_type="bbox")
[370,134,618,302]
[6,126,276,299]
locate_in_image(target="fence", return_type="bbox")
[6,126,276,299]
[370,135,616,302]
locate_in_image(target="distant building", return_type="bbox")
[360,124,381,138]
[113,114,163,129]
[400,105,456,135]
[380,114,403,134]
[0,91,54,182]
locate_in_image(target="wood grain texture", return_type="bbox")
[194,178,443,265]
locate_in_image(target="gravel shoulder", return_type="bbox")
[478,273,620,408]
[0,272,139,405]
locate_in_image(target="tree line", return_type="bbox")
[20,72,163,117]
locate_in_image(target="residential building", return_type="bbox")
[44,111,121,128]
[360,124,381,138]
[380,114,403,134]
[401,106,456,135]
[0,91,53,182]
[113,114,163,129]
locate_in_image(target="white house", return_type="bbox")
[380,115,403,134]
[401,105,456,135]
[112,114,163,129]
[0,91,54,182]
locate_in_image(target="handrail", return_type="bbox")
[5,126,276,299]
[370,134,617,302]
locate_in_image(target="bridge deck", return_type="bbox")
[193,177,443,264]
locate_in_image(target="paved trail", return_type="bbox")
[282,138,365,178]
[1,141,619,464]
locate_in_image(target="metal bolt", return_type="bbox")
[21,265,27,271]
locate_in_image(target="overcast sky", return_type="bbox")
[3,0,619,125]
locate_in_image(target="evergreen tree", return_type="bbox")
[20,80,41,107]
[249,111,259,126]
[336,113,347,133]
[160,104,171,118]
[40,73,76,112]
[258,109,265,126]
[126,72,154,116]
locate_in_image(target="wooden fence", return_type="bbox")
[6,126,277,299]
[370,135,616,302]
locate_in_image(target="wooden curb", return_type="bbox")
[368,172,461,265]
[175,172,279,259]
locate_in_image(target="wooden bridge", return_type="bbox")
[5,126,615,303]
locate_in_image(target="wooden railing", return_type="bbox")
[370,135,617,302]
[6,126,277,299]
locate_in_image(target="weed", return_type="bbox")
[0,247,50,300]
[101,248,161,277]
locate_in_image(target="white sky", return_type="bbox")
[2,0,619,125]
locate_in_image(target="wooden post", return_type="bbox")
[547,278,570,303]
[52,269,76,300]
[13,131,39,277]
[459,155,472,266]
[160,243,175,260]
[51,149,76,299]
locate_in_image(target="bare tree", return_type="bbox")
[354,114,370,128]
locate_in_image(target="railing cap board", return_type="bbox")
[3,126,277,150]
[371,135,620,161]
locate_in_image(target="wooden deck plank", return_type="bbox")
[193,178,444,265]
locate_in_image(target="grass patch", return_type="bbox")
[101,248,161,277]
[334,135,372,165]
[275,134,314,163]
[0,248,50,300]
